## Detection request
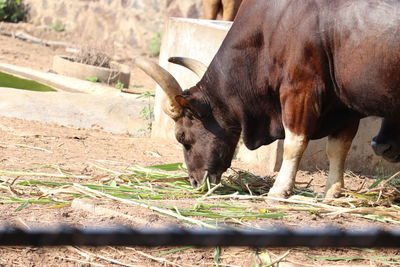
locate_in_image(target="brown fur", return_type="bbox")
[203,0,243,21]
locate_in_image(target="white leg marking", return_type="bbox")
[325,136,352,198]
[268,128,309,198]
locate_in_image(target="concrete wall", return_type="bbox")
[153,18,400,176]
[24,0,202,52]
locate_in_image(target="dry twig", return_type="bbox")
[126,248,186,267]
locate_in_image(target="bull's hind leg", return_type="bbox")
[268,128,309,198]
[325,120,359,198]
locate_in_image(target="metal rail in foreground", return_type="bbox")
[0,226,400,247]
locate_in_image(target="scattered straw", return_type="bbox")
[126,248,186,267]
[223,169,275,195]
[344,171,400,204]
[55,256,104,267]
[268,250,314,267]
[199,183,223,200]
[0,170,90,179]
[75,247,134,267]
[266,250,291,267]
[2,162,400,227]
[73,183,218,229]
[0,142,52,153]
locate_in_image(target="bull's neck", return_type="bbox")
[196,68,241,133]
[197,41,273,124]
[195,13,283,149]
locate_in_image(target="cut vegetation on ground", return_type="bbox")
[1,116,400,266]
[1,161,400,266]
[2,163,400,229]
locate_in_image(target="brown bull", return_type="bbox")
[203,0,243,21]
[135,0,400,199]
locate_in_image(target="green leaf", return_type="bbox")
[351,247,377,253]
[148,32,162,57]
[310,255,400,261]
[130,84,144,89]
[0,0,26,22]
[115,81,124,89]
[51,20,65,32]
[214,246,221,267]
[137,90,155,98]
[309,256,365,261]
[146,163,186,172]
[352,213,400,224]
[86,77,99,83]
[156,246,193,257]
[253,250,273,267]
[14,201,29,211]
[369,175,390,189]
[108,179,117,187]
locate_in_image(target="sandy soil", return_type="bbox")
[0,22,399,266]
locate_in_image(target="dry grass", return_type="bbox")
[222,169,275,196]
[75,46,111,68]
[1,163,400,228]
[1,163,400,266]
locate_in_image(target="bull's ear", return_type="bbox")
[175,94,210,118]
[175,95,191,109]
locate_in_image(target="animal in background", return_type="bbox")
[203,0,243,21]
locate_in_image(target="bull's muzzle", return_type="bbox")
[189,170,222,188]
[371,139,400,162]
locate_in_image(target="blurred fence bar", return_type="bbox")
[0,226,399,247]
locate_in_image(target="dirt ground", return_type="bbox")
[0,22,400,266]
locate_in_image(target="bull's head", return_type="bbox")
[134,57,240,187]
[371,119,400,163]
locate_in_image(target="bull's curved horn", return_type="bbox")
[133,57,183,119]
[168,57,207,78]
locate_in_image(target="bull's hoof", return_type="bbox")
[267,187,292,199]
[324,187,342,199]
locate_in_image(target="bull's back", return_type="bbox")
[323,0,400,117]
[211,0,400,122]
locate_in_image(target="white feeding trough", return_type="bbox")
[52,55,131,88]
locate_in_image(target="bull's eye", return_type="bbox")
[177,132,185,144]
[186,109,195,120]
[184,144,191,150]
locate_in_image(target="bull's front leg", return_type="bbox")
[325,120,359,198]
[269,80,317,198]
[268,127,309,198]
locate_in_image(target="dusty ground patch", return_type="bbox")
[1,116,400,267]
